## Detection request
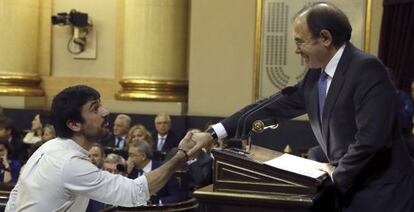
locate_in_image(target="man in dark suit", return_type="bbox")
[105,114,131,150]
[0,117,28,163]
[151,113,180,154]
[127,142,182,204]
[191,2,414,211]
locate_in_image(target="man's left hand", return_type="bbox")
[318,163,336,177]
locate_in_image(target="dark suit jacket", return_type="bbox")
[188,150,213,190]
[221,43,414,211]
[151,131,180,153]
[7,136,28,163]
[128,160,182,204]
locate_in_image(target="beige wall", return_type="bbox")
[43,0,121,110]
[369,0,383,56]
[187,0,384,117]
[2,0,384,117]
[187,0,257,116]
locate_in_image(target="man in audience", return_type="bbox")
[87,143,107,212]
[89,143,105,169]
[103,153,127,176]
[0,117,28,163]
[127,142,182,204]
[5,85,200,211]
[152,113,180,154]
[107,114,131,150]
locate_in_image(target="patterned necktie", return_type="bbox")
[318,71,329,121]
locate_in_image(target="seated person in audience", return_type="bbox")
[126,124,153,149]
[23,114,43,145]
[0,117,28,163]
[106,114,131,150]
[185,129,213,191]
[0,141,20,183]
[127,142,182,204]
[42,124,56,143]
[86,143,107,212]
[26,124,56,159]
[103,153,127,176]
[24,114,45,157]
[152,113,180,155]
[89,143,105,169]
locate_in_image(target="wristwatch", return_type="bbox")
[206,127,218,140]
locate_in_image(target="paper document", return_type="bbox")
[264,153,326,179]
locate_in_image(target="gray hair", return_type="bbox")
[116,114,132,127]
[130,142,153,160]
[155,112,171,123]
[104,153,126,166]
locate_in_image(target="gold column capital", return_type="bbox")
[116,79,188,102]
[0,75,44,96]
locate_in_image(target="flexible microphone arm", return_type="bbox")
[238,86,298,139]
[234,90,283,139]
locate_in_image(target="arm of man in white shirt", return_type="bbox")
[63,132,198,206]
[5,183,18,211]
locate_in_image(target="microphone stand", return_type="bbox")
[227,86,297,155]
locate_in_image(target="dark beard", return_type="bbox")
[84,129,106,143]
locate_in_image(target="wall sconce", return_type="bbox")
[51,9,93,54]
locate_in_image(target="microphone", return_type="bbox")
[251,118,279,133]
[237,86,297,139]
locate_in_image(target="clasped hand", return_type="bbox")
[177,132,214,160]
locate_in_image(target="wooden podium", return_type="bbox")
[193,146,334,212]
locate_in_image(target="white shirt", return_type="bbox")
[157,134,167,151]
[212,44,346,138]
[6,137,150,212]
[142,160,152,174]
[323,44,345,94]
[115,136,126,150]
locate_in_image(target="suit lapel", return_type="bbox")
[321,43,354,137]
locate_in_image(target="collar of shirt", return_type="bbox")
[65,138,90,157]
[157,134,167,140]
[142,160,152,173]
[324,44,346,79]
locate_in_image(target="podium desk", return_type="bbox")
[194,184,318,212]
[194,147,335,212]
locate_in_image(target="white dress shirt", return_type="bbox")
[323,44,345,94]
[212,44,346,138]
[142,160,152,174]
[6,137,150,212]
[115,136,126,150]
[157,134,167,151]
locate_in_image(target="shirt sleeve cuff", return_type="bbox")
[212,123,228,139]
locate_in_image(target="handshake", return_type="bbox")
[176,132,214,160]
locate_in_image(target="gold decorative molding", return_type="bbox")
[0,75,44,96]
[253,0,263,101]
[116,79,188,102]
[364,0,372,52]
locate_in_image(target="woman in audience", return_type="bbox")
[0,141,20,183]
[126,124,153,150]
[42,124,56,142]
[23,114,43,145]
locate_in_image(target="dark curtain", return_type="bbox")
[378,0,414,93]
